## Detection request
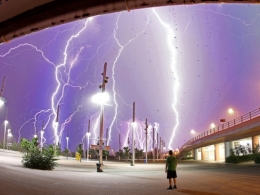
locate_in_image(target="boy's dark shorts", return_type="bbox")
[167,170,177,179]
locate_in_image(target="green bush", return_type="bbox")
[21,138,58,170]
[181,157,194,160]
[226,154,254,164]
[253,153,260,164]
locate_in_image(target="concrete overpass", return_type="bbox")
[181,107,260,161]
[1,0,260,44]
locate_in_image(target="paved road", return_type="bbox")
[0,150,259,195]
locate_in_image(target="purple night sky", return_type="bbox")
[0,4,260,152]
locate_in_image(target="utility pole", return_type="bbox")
[86,119,91,161]
[106,128,108,146]
[98,62,108,166]
[144,119,148,163]
[131,102,135,166]
[119,134,121,161]
[160,137,161,159]
[0,76,6,97]
[40,120,44,153]
[157,132,159,161]
[153,127,155,162]
[3,109,8,151]
[55,105,60,146]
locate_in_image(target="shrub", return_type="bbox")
[181,157,194,160]
[253,153,260,164]
[21,138,58,170]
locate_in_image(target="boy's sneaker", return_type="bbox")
[167,186,173,190]
[173,185,177,189]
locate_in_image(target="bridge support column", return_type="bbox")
[193,149,197,160]
[201,147,206,160]
[215,143,220,161]
[224,141,231,158]
[252,135,259,149]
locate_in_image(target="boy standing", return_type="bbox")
[165,150,177,189]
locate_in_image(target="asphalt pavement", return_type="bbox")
[0,150,259,195]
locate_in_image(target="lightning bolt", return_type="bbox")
[108,11,154,146]
[152,8,180,149]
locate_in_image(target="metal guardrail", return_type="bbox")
[181,107,260,149]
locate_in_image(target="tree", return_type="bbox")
[135,148,144,162]
[115,149,123,160]
[103,150,109,161]
[123,147,130,161]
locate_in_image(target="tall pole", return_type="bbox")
[144,119,148,163]
[3,109,8,151]
[157,132,158,161]
[106,128,108,146]
[0,76,6,97]
[131,102,135,166]
[55,105,60,146]
[66,134,69,149]
[153,127,155,162]
[99,62,108,165]
[160,137,161,159]
[87,119,90,161]
[40,120,44,153]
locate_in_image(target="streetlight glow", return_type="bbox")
[91,92,109,105]
[210,123,216,129]
[228,108,234,114]
[190,129,195,134]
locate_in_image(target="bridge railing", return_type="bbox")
[182,107,260,149]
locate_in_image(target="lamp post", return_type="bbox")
[92,62,109,167]
[131,102,136,166]
[144,119,148,163]
[0,76,6,108]
[3,119,8,151]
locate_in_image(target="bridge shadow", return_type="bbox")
[177,189,221,195]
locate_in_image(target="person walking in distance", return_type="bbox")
[165,150,177,189]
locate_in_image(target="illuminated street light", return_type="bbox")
[92,62,109,168]
[190,129,195,134]
[210,123,216,129]
[91,92,109,105]
[228,108,238,118]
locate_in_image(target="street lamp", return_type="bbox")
[92,91,109,165]
[190,129,195,134]
[228,108,238,118]
[3,119,8,151]
[210,123,216,129]
[86,132,91,161]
